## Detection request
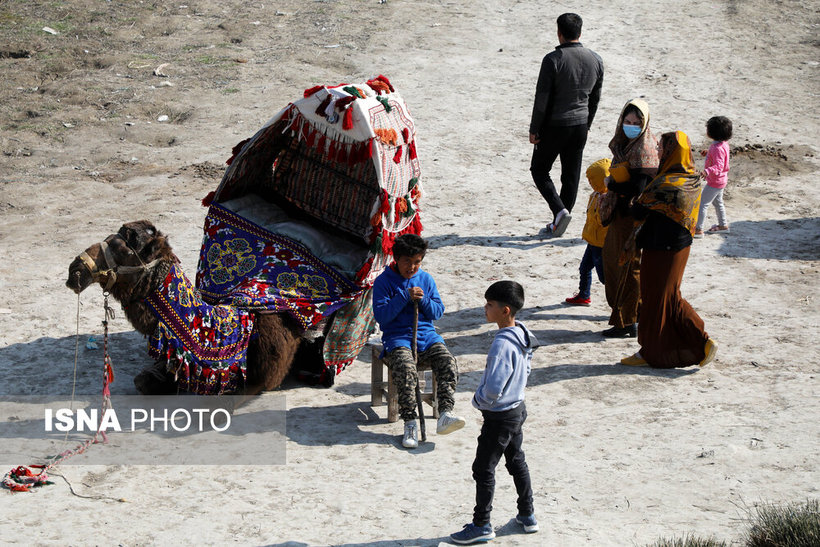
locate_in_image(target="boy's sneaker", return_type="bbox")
[515,514,540,533]
[402,420,418,448]
[565,293,591,306]
[450,523,495,544]
[436,411,466,435]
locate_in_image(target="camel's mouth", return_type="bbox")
[66,258,92,294]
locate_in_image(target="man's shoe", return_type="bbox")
[402,420,418,448]
[565,293,591,306]
[620,352,648,367]
[450,523,495,544]
[602,324,637,338]
[437,410,466,435]
[515,514,539,533]
[699,338,717,367]
[552,209,572,237]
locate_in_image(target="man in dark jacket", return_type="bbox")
[529,13,604,237]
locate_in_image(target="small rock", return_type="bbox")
[157,114,169,122]
[42,27,58,35]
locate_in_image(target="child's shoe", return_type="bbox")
[693,229,704,239]
[565,293,591,306]
[436,410,466,435]
[706,224,730,234]
[515,514,539,533]
[402,420,418,448]
[450,523,495,544]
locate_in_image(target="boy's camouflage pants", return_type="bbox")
[384,342,458,422]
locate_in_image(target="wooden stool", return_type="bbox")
[370,344,439,423]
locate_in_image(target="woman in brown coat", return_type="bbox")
[601,99,659,338]
[620,131,717,368]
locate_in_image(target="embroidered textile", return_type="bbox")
[196,204,364,330]
[146,264,255,395]
[323,288,377,378]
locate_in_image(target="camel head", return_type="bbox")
[66,220,174,295]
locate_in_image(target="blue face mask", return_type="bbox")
[622,124,642,139]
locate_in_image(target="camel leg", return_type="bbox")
[134,361,177,395]
[245,313,302,392]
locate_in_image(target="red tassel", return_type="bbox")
[315,95,332,116]
[355,257,374,284]
[393,146,403,163]
[336,95,356,110]
[366,78,391,95]
[226,137,250,165]
[317,134,327,154]
[409,141,417,160]
[402,128,410,143]
[381,231,396,255]
[379,189,391,215]
[328,141,337,163]
[336,143,348,163]
[201,191,215,207]
[412,214,423,235]
[376,74,395,92]
[368,138,375,159]
[304,85,323,98]
[306,128,316,148]
[343,107,354,130]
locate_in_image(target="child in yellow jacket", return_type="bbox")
[565,158,610,306]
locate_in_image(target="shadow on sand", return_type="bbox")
[715,217,820,260]
[426,232,585,251]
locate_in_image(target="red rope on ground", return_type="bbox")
[3,297,116,493]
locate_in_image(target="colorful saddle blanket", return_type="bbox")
[196,204,364,330]
[146,264,255,395]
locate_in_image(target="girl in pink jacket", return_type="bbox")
[695,116,733,237]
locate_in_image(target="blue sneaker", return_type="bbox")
[450,522,495,544]
[515,514,539,533]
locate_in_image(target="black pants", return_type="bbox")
[472,404,533,526]
[530,123,589,217]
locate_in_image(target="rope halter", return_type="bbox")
[76,235,161,292]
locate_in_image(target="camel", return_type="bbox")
[65,220,322,395]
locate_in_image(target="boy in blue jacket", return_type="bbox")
[451,280,539,545]
[372,234,465,449]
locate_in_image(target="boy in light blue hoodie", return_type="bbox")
[450,281,540,545]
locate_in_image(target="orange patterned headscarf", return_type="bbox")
[637,131,702,235]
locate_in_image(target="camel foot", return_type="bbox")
[134,362,177,395]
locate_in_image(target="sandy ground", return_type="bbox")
[1,0,819,545]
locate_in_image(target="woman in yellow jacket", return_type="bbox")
[565,158,611,306]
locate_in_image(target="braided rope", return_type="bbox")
[2,293,115,493]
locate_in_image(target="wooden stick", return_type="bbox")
[412,301,426,442]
